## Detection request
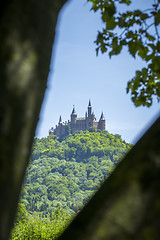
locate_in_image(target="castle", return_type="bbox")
[49,100,106,137]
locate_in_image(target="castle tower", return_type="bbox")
[59,115,62,125]
[70,105,77,133]
[71,105,77,124]
[98,112,106,130]
[86,100,94,129]
[88,100,92,117]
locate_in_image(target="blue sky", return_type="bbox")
[36,0,160,144]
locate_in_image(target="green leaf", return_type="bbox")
[134,10,143,16]
[138,47,148,60]
[155,10,160,25]
[120,0,131,5]
[118,16,126,28]
[149,57,160,72]
[88,0,99,12]
[156,41,160,52]
[102,4,116,22]
[126,31,134,38]
[106,17,117,30]
[140,13,149,20]
[128,41,137,57]
[101,43,107,53]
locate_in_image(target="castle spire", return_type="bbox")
[71,105,77,116]
[88,99,92,116]
[100,112,105,120]
[71,105,77,124]
[59,115,62,124]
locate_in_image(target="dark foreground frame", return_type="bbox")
[0,1,68,239]
[0,1,160,240]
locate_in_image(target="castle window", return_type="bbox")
[89,122,91,127]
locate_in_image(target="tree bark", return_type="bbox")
[0,1,68,239]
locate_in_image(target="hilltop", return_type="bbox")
[20,130,132,215]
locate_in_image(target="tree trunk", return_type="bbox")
[0,1,68,239]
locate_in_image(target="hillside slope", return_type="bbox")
[20,130,132,215]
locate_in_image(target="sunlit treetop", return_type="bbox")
[88,0,160,107]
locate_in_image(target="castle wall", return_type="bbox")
[71,119,86,133]
[54,123,68,137]
[93,121,98,130]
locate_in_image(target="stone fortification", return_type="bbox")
[49,100,106,137]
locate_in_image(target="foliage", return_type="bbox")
[21,131,131,215]
[88,0,160,107]
[11,131,132,239]
[11,204,70,240]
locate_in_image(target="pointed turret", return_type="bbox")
[71,105,77,124]
[88,100,92,116]
[71,105,77,116]
[98,112,106,130]
[59,115,62,124]
[100,112,105,120]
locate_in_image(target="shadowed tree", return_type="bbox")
[0,0,68,239]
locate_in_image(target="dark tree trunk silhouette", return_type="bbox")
[0,1,68,239]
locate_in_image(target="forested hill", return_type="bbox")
[20,130,132,216]
[11,131,132,239]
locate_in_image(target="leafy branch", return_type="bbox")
[89,0,160,106]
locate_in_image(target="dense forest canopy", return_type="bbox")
[11,130,132,239]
